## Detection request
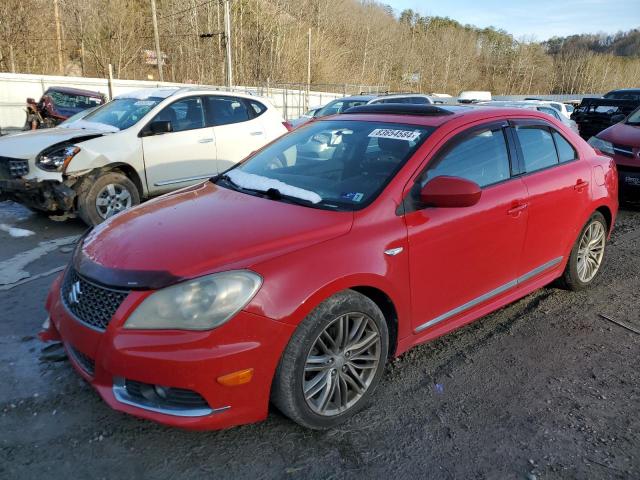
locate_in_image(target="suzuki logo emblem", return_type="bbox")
[68,281,82,305]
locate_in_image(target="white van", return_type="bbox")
[458,91,492,103]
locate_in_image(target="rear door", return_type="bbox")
[405,122,529,334]
[141,95,217,194]
[510,120,592,279]
[203,95,267,173]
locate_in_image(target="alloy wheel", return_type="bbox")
[577,220,606,283]
[303,312,381,416]
[95,183,133,219]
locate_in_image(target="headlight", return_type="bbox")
[124,270,262,330]
[36,145,80,172]
[588,137,615,156]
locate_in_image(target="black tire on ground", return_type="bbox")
[561,211,607,291]
[271,290,389,430]
[76,171,140,226]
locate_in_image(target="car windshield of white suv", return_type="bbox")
[80,97,164,130]
[216,120,433,211]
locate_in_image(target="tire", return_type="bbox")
[271,290,389,430]
[76,171,140,226]
[561,211,607,291]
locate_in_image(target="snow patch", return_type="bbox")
[0,201,34,222]
[59,119,119,133]
[116,87,179,100]
[0,224,35,238]
[226,169,322,204]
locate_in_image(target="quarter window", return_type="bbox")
[153,97,205,132]
[248,100,267,117]
[552,131,577,163]
[423,127,511,188]
[514,126,558,173]
[204,96,251,126]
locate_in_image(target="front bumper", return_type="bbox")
[0,178,75,212]
[43,272,295,430]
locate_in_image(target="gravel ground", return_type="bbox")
[0,201,638,480]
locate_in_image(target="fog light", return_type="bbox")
[217,368,254,386]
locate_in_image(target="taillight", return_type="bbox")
[282,121,293,132]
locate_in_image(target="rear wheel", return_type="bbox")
[77,171,140,226]
[272,290,388,429]
[561,212,607,290]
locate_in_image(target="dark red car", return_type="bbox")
[42,104,618,430]
[25,86,105,130]
[588,106,640,200]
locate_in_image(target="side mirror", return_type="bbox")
[611,113,626,123]
[141,120,172,137]
[419,176,482,208]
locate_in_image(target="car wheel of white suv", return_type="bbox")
[77,171,140,225]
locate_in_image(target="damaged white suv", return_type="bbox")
[0,87,288,225]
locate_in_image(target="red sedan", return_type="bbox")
[42,104,618,430]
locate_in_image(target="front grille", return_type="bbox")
[61,268,129,331]
[124,380,210,409]
[0,156,29,179]
[67,344,95,376]
[613,144,634,158]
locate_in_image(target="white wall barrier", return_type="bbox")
[0,72,344,130]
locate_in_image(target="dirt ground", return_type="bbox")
[0,200,638,480]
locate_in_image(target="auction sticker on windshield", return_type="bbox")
[368,128,421,142]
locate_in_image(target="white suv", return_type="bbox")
[0,87,288,225]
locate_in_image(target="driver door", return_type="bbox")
[142,96,218,194]
[405,122,529,334]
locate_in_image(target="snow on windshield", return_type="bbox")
[116,87,179,100]
[59,118,120,132]
[226,169,322,204]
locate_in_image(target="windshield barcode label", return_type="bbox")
[368,129,421,142]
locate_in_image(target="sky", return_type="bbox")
[386,0,640,40]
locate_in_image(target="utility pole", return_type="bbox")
[53,0,64,75]
[150,0,164,82]
[306,28,311,111]
[223,0,233,88]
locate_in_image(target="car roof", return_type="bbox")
[115,86,268,103]
[321,103,554,128]
[44,86,104,97]
[329,95,377,101]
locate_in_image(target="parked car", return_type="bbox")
[24,86,105,130]
[289,106,321,129]
[588,105,640,200]
[479,100,579,134]
[292,93,435,128]
[571,89,640,139]
[0,87,288,225]
[367,94,434,105]
[524,98,573,119]
[42,103,617,431]
[458,91,492,103]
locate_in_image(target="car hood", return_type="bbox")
[598,122,640,147]
[75,182,353,289]
[0,126,110,159]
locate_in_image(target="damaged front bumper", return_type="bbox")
[0,177,76,212]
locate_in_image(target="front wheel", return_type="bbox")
[272,290,388,429]
[76,171,140,226]
[561,211,607,291]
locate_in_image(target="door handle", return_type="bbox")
[250,131,264,136]
[507,203,528,216]
[574,180,589,191]
[199,138,214,143]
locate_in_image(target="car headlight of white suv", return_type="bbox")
[36,145,80,172]
[124,270,263,331]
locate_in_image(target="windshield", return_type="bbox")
[315,99,371,117]
[626,107,640,125]
[82,97,163,130]
[216,120,433,210]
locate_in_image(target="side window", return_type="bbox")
[423,127,511,188]
[514,126,558,173]
[552,131,577,163]
[204,96,251,126]
[248,100,266,117]
[153,97,205,132]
